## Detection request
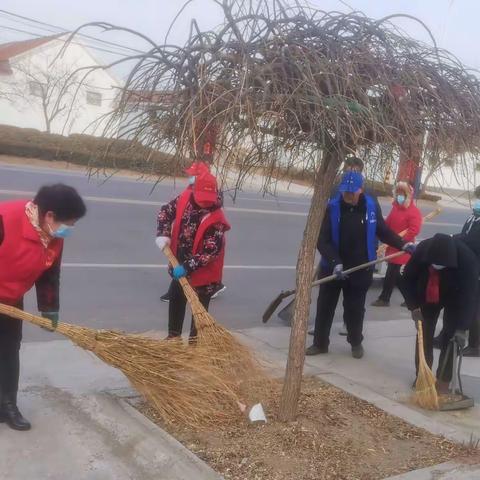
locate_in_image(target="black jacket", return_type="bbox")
[455,213,480,260]
[400,234,479,330]
[317,194,404,271]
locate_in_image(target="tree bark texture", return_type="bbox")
[279,149,342,421]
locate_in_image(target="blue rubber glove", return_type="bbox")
[402,242,416,254]
[172,265,187,280]
[41,312,59,330]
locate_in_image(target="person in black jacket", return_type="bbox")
[306,171,412,359]
[400,234,479,391]
[433,187,480,356]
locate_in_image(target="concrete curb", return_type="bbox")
[119,397,223,480]
[384,461,480,479]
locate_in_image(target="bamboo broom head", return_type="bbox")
[413,320,439,410]
[162,245,266,381]
[0,304,255,428]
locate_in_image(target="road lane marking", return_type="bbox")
[0,188,308,217]
[63,263,297,269]
[0,188,464,223]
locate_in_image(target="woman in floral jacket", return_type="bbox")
[155,171,230,338]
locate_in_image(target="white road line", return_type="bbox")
[63,263,296,269]
[0,188,308,217]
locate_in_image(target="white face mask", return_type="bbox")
[431,264,446,270]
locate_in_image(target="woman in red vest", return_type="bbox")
[0,184,86,431]
[156,171,230,338]
[371,181,422,307]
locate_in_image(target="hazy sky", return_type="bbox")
[1,0,478,79]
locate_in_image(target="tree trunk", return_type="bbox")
[420,167,436,195]
[279,150,341,421]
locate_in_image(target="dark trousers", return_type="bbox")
[168,280,211,337]
[467,287,480,349]
[0,301,23,399]
[416,304,456,382]
[379,263,402,302]
[313,270,372,349]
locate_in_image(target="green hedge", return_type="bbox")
[0,125,179,176]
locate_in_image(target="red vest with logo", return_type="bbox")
[170,190,230,287]
[0,199,63,305]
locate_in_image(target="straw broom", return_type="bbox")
[413,319,439,410]
[162,245,264,381]
[0,303,243,428]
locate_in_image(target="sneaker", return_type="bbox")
[400,301,407,308]
[463,346,480,357]
[211,284,226,299]
[371,298,390,307]
[160,292,170,303]
[339,323,348,336]
[351,344,364,359]
[305,344,328,355]
[308,328,314,336]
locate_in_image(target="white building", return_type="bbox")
[0,34,121,135]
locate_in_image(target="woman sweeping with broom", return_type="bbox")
[400,233,478,395]
[0,184,86,430]
[156,170,230,339]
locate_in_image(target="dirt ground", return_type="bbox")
[139,377,477,480]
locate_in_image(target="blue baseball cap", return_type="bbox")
[338,171,364,193]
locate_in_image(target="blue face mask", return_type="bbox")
[188,176,196,185]
[396,194,406,205]
[53,224,73,239]
[473,199,480,215]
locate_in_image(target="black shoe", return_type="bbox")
[308,328,314,336]
[211,284,226,299]
[1,398,31,431]
[401,301,407,308]
[351,344,364,359]
[463,346,480,357]
[433,335,442,350]
[371,299,390,307]
[160,292,170,303]
[305,344,328,355]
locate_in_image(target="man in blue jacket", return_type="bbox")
[306,171,413,358]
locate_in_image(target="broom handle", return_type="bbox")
[417,320,426,361]
[0,303,52,329]
[309,251,405,290]
[377,208,442,256]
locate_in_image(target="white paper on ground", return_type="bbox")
[248,403,267,423]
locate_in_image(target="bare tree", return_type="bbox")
[4,58,82,134]
[66,0,480,420]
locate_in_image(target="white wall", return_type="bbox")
[0,38,120,136]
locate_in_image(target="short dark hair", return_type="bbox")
[34,184,87,221]
[344,156,364,172]
[474,186,480,199]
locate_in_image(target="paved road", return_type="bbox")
[0,162,469,343]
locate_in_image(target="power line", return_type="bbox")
[0,14,136,58]
[0,24,132,58]
[0,9,145,55]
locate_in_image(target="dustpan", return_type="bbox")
[438,337,474,411]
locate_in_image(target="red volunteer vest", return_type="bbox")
[0,199,63,305]
[170,190,230,287]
